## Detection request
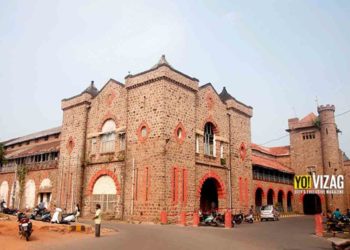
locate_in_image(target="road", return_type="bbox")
[35,216,331,250]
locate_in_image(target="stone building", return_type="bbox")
[0,56,348,222]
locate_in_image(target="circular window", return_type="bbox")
[137,122,150,143]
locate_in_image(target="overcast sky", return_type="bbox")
[0,0,349,155]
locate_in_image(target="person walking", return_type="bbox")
[93,204,102,237]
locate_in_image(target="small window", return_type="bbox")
[141,126,147,138]
[302,132,316,140]
[119,133,126,150]
[177,128,182,139]
[204,122,215,156]
[91,138,97,153]
[195,135,199,153]
[220,143,224,159]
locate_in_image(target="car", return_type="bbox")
[260,205,280,221]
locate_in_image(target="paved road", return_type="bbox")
[36,216,331,250]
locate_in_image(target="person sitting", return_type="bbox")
[346,209,350,218]
[333,208,342,220]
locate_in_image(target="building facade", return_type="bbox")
[0,56,348,223]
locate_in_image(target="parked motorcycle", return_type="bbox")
[18,213,33,241]
[30,207,51,222]
[0,200,18,215]
[233,213,243,225]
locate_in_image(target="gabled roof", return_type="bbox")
[2,127,61,147]
[252,155,294,174]
[219,87,253,109]
[125,55,199,82]
[251,143,290,156]
[300,112,317,123]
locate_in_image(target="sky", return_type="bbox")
[0,0,349,154]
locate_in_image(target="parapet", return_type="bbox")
[317,104,335,113]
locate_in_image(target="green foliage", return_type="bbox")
[0,143,7,166]
[220,158,226,166]
[17,165,27,200]
[313,118,321,129]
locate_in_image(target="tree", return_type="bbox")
[0,142,6,167]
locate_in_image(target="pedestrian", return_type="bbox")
[93,204,102,237]
[75,203,81,223]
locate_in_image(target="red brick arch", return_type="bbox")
[202,115,220,135]
[88,169,121,195]
[197,171,226,199]
[254,185,265,197]
[99,112,118,131]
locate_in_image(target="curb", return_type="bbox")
[68,224,93,233]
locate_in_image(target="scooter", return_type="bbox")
[61,212,76,224]
[18,213,33,241]
[51,207,62,224]
[244,214,254,223]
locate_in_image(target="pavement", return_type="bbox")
[34,216,332,250]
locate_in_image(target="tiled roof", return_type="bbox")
[3,127,61,146]
[251,143,290,156]
[252,155,294,174]
[5,141,60,159]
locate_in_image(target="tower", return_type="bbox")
[57,82,97,210]
[318,104,344,211]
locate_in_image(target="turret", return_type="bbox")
[317,105,340,175]
[318,104,344,211]
[57,81,97,210]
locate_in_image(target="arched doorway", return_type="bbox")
[200,178,219,212]
[0,181,9,203]
[287,191,293,212]
[92,175,117,213]
[255,188,263,211]
[267,189,274,205]
[25,180,36,208]
[277,190,284,212]
[303,194,322,214]
[38,178,52,209]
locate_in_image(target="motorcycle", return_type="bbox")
[30,207,51,222]
[18,213,33,241]
[233,213,243,225]
[1,200,18,215]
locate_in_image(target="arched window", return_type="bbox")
[204,122,216,156]
[101,120,116,153]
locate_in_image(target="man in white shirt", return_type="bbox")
[93,204,102,237]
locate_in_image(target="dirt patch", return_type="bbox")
[0,216,90,250]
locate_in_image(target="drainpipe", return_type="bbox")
[227,113,232,210]
[131,158,135,215]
